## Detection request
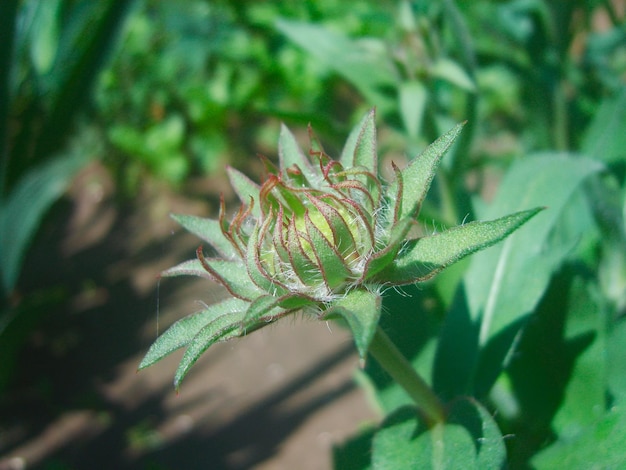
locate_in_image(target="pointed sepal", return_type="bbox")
[380,208,544,284]
[388,122,465,220]
[324,289,381,358]
[138,297,249,371]
[171,213,239,259]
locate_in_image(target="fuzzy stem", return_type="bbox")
[368,326,446,425]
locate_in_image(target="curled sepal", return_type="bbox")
[380,208,544,284]
[323,289,381,358]
[138,297,249,371]
[388,122,465,220]
[161,258,213,280]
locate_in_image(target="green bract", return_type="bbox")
[139,109,542,389]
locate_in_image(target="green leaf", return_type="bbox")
[138,297,249,370]
[551,277,607,438]
[325,289,381,358]
[372,399,506,469]
[430,58,476,92]
[398,80,427,139]
[275,19,396,114]
[226,167,261,218]
[531,406,626,470]
[464,155,603,391]
[581,86,626,164]
[380,208,543,284]
[332,426,376,470]
[0,151,89,292]
[608,318,626,404]
[171,214,238,259]
[387,122,465,221]
[29,0,61,75]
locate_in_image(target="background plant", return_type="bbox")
[1,0,624,468]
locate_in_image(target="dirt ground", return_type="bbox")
[0,162,378,470]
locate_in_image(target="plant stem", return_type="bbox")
[368,326,446,425]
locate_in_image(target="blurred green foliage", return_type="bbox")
[0,0,132,390]
[1,0,625,467]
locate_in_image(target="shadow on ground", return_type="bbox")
[0,163,375,470]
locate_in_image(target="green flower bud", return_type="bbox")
[139,109,542,389]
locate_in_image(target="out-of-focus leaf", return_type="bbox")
[275,19,397,113]
[463,154,603,396]
[29,0,61,74]
[431,58,476,92]
[608,317,626,404]
[371,399,506,469]
[551,277,607,438]
[398,80,427,139]
[531,405,626,470]
[581,86,626,164]
[0,151,90,292]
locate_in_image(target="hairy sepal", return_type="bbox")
[138,297,249,371]
[226,167,261,218]
[389,122,465,220]
[380,208,544,284]
[324,289,381,358]
[171,214,239,259]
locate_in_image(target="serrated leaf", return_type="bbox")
[171,214,238,259]
[226,167,261,218]
[138,297,249,370]
[372,399,506,470]
[380,208,542,284]
[325,289,381,358]
[387,122,465,221]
